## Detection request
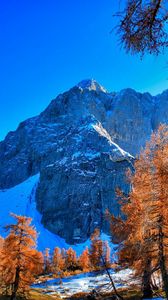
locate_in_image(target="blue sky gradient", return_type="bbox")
[0,0,168,140]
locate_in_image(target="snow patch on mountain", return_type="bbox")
[0,175,114,254]
[93,123,134,161]
[0,174,66,251]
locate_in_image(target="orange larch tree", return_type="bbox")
[65,247,77,271]
[0,214,43,300]
[52,247,65,275]
[89,228,103,270]
[78,247,90,272]
[110,125,168,299]
[115,0,168,55]
[103,241,111,268]
[43,248,51,274]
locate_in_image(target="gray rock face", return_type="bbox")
[36,119,132,243]
[105,89,155,155]
[0,79,168,243]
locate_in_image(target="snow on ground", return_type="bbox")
[33,268,164,299]
[0,175,115,254]
[33,269,133,298]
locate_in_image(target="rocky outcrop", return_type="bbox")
[0,79,167,243]
[36,119,133,243]
[105,88,155,155]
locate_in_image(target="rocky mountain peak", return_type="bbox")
[76,79,107,93]
[1,81,168,244]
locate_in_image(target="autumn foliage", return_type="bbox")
[89,229,103,269]
[115,0,168,55]
[78,247,90,271]
[44,248,51,274]
[89,229,111,270]
[52,247,65,274]
[0,213,111,297]
[109,125,168,298]
[50,229,111,276]
[0,214,43,300]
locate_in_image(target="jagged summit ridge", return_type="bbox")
[77,79,107,93]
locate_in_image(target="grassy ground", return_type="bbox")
[29,289,61,299]
[0,289,61,300]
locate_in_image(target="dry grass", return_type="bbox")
[0,288,61,300]
[29,288,61,299]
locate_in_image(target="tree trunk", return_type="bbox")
[142,259,153,298]
[10,266,20,300]
[158,219,168,300]
[101,254,123,300]
[159,250,168,299]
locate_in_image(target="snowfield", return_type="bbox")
[0,174,114,254]
[0,174,67,251]
[33,268,164,299]
[33,269,133,298]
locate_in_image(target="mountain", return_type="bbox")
[0,79,168,244]
[0,173,113,253]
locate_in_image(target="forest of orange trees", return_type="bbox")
[0,215,111,299]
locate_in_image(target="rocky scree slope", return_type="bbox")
[0,79,167,243]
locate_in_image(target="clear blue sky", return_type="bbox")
[0,0,168,141]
